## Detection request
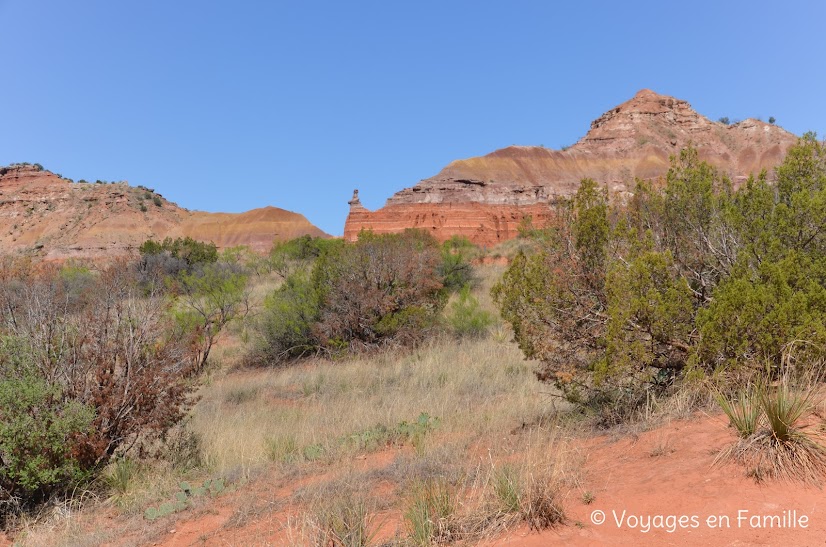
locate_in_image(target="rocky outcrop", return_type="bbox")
[345,89,798,243]
[344,198,553,248]
[0,164,326,260]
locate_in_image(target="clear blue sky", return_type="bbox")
[1,1,824,235]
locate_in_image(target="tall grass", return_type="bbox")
[405,480,457,546]
[190,336,544,476]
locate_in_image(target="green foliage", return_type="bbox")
[313,230,446,351]
[105,458,137,496]
[718,116,731,125]
[715,386,761,439]
[599,242,694,394]
[152,195,162,207]
[346,413,439,452]
[758,379,818,443]
[175,263,249,372]
[438,236,476,292]
[272,234,339,261]
[695,252,826,368]
[0,261,200,516]
[256,271,321,362]
[716,375,826,483]
[139,236,218,267]
[445,285,494,338]
[255,230,447,364]
[494,136,826,422]
[493,465,521,513]
[58,263,96,308]
[0,374,94,500]
[268,235,342,279]
[769,116,776,125]
[696,134,826,369]
[264,435,300,463]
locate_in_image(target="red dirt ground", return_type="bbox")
[4,412,824,546]
[152,414,826,545]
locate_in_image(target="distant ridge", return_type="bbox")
[345,89,798,245]
[0,164,327,260]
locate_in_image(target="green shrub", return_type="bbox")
[715,386,761,438]
[312,230,446,351]
[268,235,343,279]
[255,271,321,363]
[438,236,476,292]
[256,230,447,363]
[0,262,200,517]
[0,374,94,502]
[716,376,826,483]
[174,263,249,372]
[494,136,826,422]
[139,236,218,264]
[445,285,494,338]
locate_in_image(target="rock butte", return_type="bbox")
[344,89,799,246]
[0,164,327,261]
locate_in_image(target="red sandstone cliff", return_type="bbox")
[344,89,798,245]
[0,164,327,260]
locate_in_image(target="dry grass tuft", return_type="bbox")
[311,496,382,547]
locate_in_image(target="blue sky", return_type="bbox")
[1,1,824,235]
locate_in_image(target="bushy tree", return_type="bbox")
[268,235,342,279]
[694,134,826,371]
[138,236,218,278]
[255,270,321,362]
[313,230,445,351]
[254,230,451,363]
[494,136,826,421]
[175,263,249,372]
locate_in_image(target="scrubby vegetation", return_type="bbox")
[252,230,473,364]
[6,136,826,543]
[494,134,826,426]
[0,239,253,527]
[0,261,199,520]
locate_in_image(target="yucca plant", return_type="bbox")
[716,372,826,484]
[715,385,761,438]
[758,380,817,443]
